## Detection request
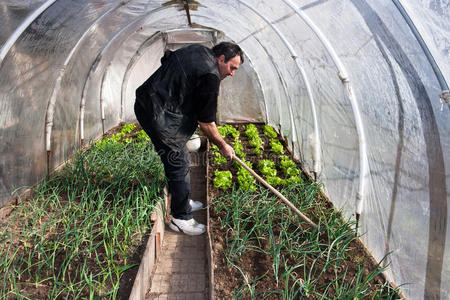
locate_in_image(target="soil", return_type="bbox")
[207,123,397,299]
[0,123,153,300]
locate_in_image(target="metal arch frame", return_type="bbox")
[119,31,163,126]
[44,1,130,155]
[0,0,58,65]
[119,28,217,124]
[282,0,370,219]
[184,13,283,126]
[392,0,449,109]
[236,0,321,176]
[98,8,202,135]
[392,0,449,91]
[118,28,269,126]
[79,4,178,145]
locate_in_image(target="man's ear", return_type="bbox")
[217,54,225,63]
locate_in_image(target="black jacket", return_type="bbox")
[136,44,220,150]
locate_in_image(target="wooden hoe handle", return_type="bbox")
[233,155,317,228]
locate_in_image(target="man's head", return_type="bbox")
[212,42,244,80]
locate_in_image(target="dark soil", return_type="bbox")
[207,123,398,299]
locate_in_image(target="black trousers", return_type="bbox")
[134,101,192,220]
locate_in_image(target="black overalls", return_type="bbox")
[134,44,220,220]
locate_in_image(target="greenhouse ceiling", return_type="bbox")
[0,0,449,299]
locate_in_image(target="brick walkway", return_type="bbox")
[146,151,208,300]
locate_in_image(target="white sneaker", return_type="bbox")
[169,218,206,235]
[189,199,204,212]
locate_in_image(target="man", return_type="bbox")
[134,42,243,235]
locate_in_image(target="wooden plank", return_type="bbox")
[129,188,168,300]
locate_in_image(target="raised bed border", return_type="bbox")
[129,187,169,300]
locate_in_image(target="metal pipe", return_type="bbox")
[82,5,170,138]
[392,0,449,92]
[0,0,57,64]
[237,0,322,172]
[120,32,162,118]
[45,1,129,152]
[283,0,370,231]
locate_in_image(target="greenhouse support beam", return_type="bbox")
[237,0,298,147]
[120,32,162,125]
[81,5,179,142]
[283,0,370,227]
[392,0,449,102]
[120,29,220,122]
[237,0,322,171]
[282,0,348,79]
[0,0,57,65]
[44,1,130,151]
[83,14,146,137]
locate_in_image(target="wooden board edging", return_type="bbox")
[129,187,169,300]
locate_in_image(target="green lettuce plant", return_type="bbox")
[218,124,239,139]
[236,159,256,191]
[136,130,150,143]
[266,176,284,187]
[213,170,233,190]
[233,137,246,158]
[211,145,227,165]
[245,124,263,155]
[269,139,284,154]
[263,125,277,138]
[257,159,277,177]
[121,123,136,134]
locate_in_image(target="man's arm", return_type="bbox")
[198,121,234,159]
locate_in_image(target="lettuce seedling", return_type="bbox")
[257,159,275,169]
[245,124,263,155]
[233,137,246,158]
[121,123,136,134]
[269,139,284,154]
[286,175,303,185]
[236,159,256,191]
[279,155,300,177]
[285,167,299,177]
[213,170,233,190]
[136,130,150,143]
[218,125,239,138]
[263,125,277,138]
[211,145,227,165]
[245,124,259,137]
[279,155,295,169]
[266,176,285,187]
[257,159,277,177]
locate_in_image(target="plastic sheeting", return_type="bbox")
[0,1,449,299]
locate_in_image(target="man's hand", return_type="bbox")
[198,121,235,160]
[219,143,235,160]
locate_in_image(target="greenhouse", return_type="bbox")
[0,0,449,299]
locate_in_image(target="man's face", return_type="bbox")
[217,54,241,80]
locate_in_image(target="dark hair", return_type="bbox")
[212,42,244,64]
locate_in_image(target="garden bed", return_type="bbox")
[0,123,166,299]
[207,123,400,299]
